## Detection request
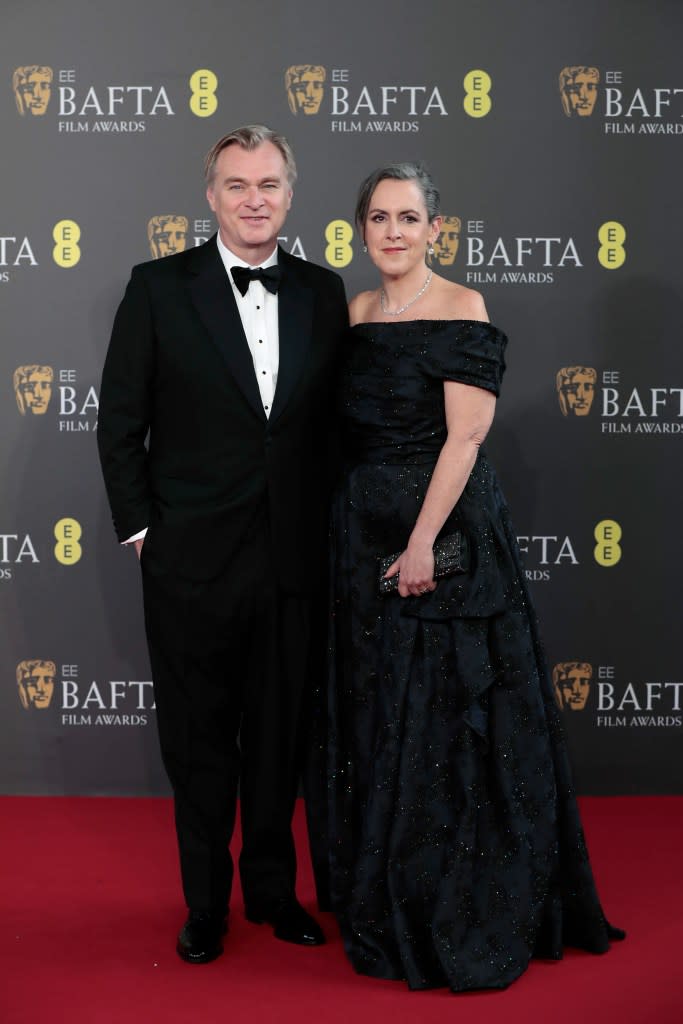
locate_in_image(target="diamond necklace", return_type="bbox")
[380,269,433,316]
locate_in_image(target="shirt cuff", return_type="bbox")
[122,528,147,544]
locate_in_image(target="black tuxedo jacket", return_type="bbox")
[97,237,348,591]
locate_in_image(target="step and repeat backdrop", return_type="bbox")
[1,1,681,795]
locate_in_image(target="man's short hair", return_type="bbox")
[204,125,297,188]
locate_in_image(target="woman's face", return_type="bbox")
[363,178,440,278]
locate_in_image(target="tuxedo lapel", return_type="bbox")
[187,238,266,420]
[270,249,313,423]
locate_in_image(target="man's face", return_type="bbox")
[19,663,55,710]
[432,217,461,265]
[560,667,591,711]
[290,71,324,115]
[561,371,595,416]
[18,70,52,115]
[154,218,187,257]
[565,72,598,117]
[206,141,292,263]
[20,372,52,414]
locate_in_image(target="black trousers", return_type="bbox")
[141,529,312,914]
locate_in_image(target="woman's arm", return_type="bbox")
[384,380,497,597]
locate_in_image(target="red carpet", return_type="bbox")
[1,797,681,1024]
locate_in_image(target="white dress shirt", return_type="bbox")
[124,235,280,545]
[215,233,280,417]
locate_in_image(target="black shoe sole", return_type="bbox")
[176,943,224,964]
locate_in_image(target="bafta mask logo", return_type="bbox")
[430,216,461,266]
[13,65,53,116]
[148,215,188,259]
[285,65,326,115]
[17,659,56,710]
[553,662,592,711]
[13,365,54,415]
[559,66,599,118]
[556,366,597,417]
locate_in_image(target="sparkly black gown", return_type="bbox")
[325,320,622,991]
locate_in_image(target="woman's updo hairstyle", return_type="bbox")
[354,162,441,233]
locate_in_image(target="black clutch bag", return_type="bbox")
[378,531,469,596]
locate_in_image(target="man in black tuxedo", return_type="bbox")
[97,125,348,963]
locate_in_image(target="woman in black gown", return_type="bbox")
[326,163,623,990]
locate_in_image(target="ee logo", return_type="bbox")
[598,221,626,269]
[325,220,353,268]
[463,70,492,118]
[52,220,81,268]
[189,69,218,117]
[54,517,82,565]
[593,519,622,567]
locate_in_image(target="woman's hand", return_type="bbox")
[384,539,437,598]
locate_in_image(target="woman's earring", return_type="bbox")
[427,243,435,256]
[362,243,368,253]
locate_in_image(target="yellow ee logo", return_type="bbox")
[54,517,82,565]
[52,220,81,267]
[325,220,353,268]
[593,519,622,566]
[189,69,218,117]
[598,221,626,269]
[463,70,492,118]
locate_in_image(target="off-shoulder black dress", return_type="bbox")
[326,320,622,991]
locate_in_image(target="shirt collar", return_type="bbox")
[215,233,279,272]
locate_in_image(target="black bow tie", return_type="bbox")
[231,264,281,296]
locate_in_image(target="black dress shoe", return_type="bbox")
[245,898,325,946]
[176,910,227,964]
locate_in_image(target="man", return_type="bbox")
[97,125,348,964]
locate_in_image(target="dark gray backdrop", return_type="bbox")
[2,0,681,795]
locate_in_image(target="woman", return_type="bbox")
[325,163,623,991]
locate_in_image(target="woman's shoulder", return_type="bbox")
[348,289,378,327]
[429,277,489,323]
